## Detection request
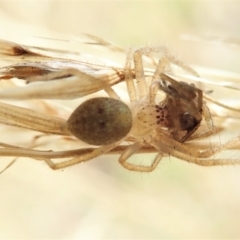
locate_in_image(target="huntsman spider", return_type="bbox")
[0,38,240,172]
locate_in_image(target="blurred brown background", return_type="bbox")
[0,1,240,239]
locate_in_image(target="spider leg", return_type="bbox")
[168,145,240,167]
[133,48,149,98]
[128,47,198,103]
[187,103,216,141]
[125,47,159,102]
[125,49,137,102]
[45,141,121,170]
[151,134,240,166]
[118,142,163,172]
[163,54,200,77]
[148,56,169,103]
[0,133,59,174]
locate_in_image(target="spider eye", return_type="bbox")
[67,97,132,146]
[180,112,197,131]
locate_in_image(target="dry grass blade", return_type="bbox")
[0,35,240,173]
[0,101,68,135]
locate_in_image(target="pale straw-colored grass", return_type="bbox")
[0,1,240,239]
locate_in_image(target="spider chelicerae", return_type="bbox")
[0,38,240,172]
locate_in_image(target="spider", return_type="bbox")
[0,39,240,172]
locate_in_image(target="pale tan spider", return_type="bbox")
[0,38,240,172]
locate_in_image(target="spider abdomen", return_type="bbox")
[67,97,132,146]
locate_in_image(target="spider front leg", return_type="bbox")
[133,48,149,98]
[152,134,240,167]
[125,47,169,103]
[125,48,152,102]
[171,144,240,167]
